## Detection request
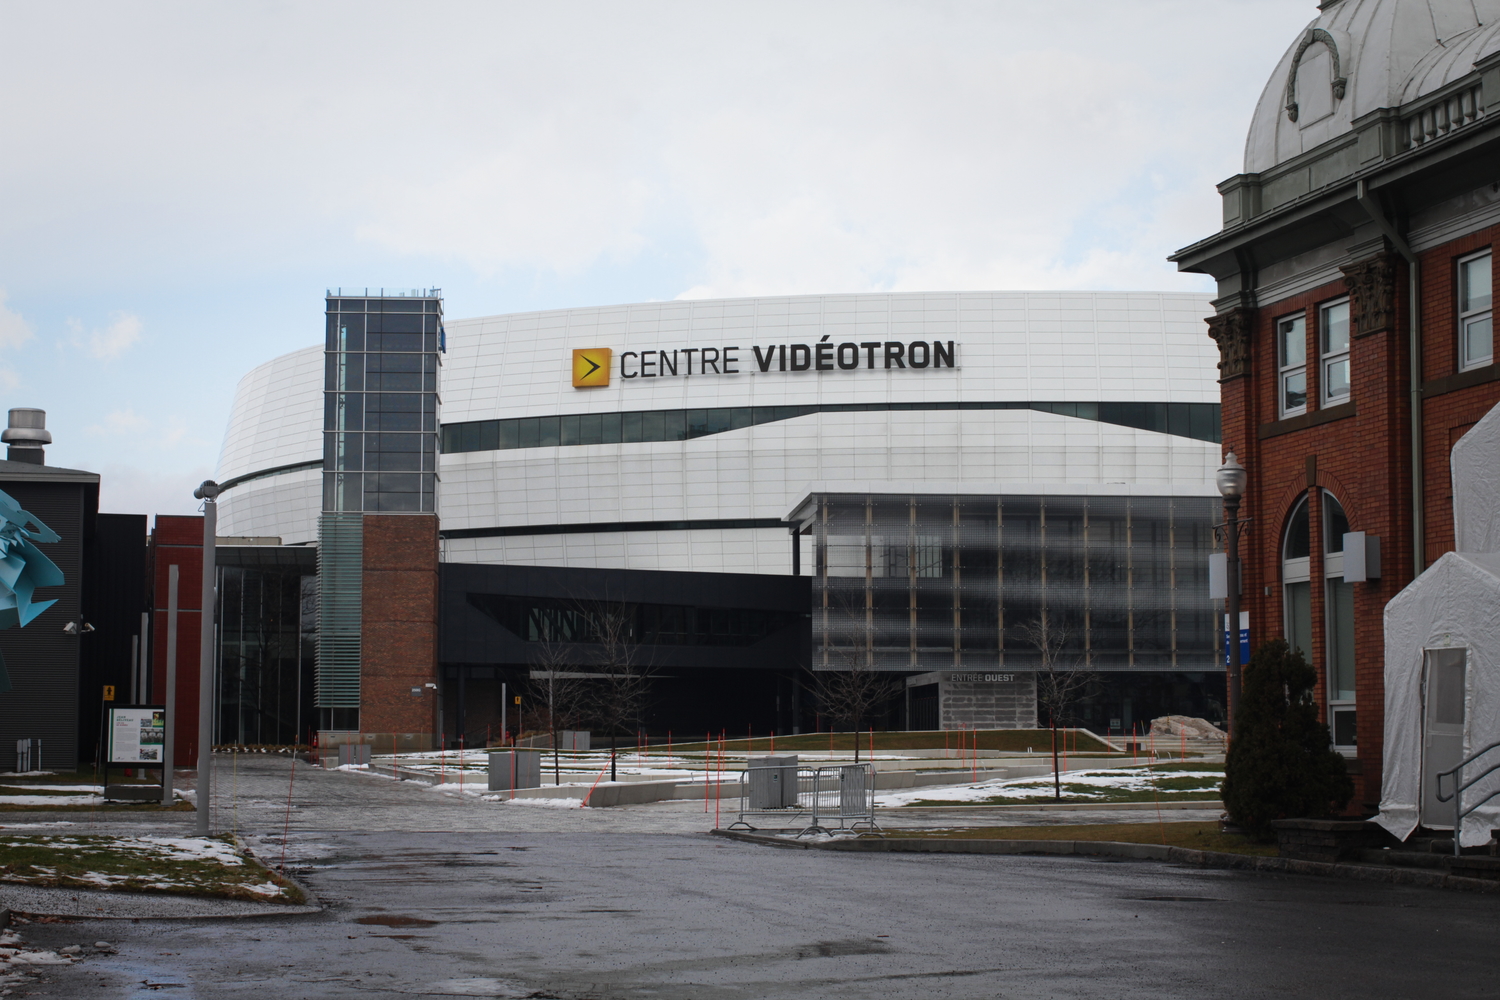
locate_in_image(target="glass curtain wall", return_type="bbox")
[324,293,443,513]
[217,567,317,746]
[809,493,1217,672]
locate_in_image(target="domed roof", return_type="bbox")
[1244,0,1500,174]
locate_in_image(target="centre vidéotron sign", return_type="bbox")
[571,338,958,389]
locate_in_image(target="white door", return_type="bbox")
[1420,648,1467,829]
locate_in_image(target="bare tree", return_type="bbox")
[807,585,898,761]
[527,628,595,786]
[583,599,654,782]
[1016,616,1096,800]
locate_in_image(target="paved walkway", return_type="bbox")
[5,757,1497,999]
[15,827,1500,999]
[0,755,1224,842]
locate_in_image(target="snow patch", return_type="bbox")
[875,767,1223,806]
[486,795,586,808]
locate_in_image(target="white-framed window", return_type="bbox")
[1459,250,1492,371]
[1282,494,1312,664]
[1282,491,1357,753]
[1319,298,1350,406]
[1323,493,1356,752]
[1277,311,1308,417]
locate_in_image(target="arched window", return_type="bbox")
[1282,495,1312,661]
[1324,493,1356,749]
[1283,490,1357,752]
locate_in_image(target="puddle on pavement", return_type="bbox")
[791,939,891,958]
[1131,895,1224,902]
[355,915,440,927]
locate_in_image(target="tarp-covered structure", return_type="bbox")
[1378,403,1500,846]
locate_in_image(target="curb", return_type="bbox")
[709,830,1500,894]
[230,833,323,912]
[886,800,1224,812]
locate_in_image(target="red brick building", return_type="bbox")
[148,516,208,766]
[1172,0,1499,812]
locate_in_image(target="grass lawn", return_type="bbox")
[666,729,1118,755]
[0,771,190,811]
[0,834,305,903]
[880,821,1276,857]
[886,762,1225,807]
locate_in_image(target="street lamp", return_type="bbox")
[193,480,221,837]
[1216,453,1248,735]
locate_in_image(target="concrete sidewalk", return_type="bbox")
[0,755,1225,839]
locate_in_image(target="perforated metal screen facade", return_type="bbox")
[315,511,362,708]
[807,493,1218,673]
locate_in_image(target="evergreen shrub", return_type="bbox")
[1221,639,1354,840]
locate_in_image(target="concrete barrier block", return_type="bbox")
[583,779,683,807]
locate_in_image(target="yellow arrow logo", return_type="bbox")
[572,349,611,388]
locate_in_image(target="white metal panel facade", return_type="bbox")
[218,291,1220,570]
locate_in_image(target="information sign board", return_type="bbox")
[107,706,166,766]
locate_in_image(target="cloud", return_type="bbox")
[88,314,143,360]
[0,1,1314,297]
[0,290,34,351]
[84,409,209,455]
[86,408,151,436]
[96,463,214,517]
[0,291,33,387]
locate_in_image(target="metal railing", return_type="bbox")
[729,763,878,836]
[1435,740,1500,856]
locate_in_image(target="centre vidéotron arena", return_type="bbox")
[212,289,1225,746]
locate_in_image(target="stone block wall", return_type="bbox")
[939,672,1037,730]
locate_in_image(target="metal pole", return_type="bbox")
[163,566,179,805]
[1225,493,1242,736]
[195,483,220,837]
[501,682,507,747]
[140,611,151,701]
[129,636,139,705]
[1454,774,1462,857]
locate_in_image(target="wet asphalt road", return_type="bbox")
[21,827,1500,999]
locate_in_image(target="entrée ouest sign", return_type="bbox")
[621,337,957,379]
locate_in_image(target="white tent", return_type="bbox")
[1376,551,1500,845]
[1453,400,1500,554]
[1377,402,1500,847]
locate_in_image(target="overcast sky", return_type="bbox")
[0,0,1315,517]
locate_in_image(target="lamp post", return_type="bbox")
[193,480,221,837]
[1216,453,1248,735]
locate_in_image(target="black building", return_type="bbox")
[440,562,811,742]
[0,409,148,772]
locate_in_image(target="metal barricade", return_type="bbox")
[15,739,40,773]
[728,763,878,835]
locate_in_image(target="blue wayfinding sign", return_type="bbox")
[1223,612,1249,666]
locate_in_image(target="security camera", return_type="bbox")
[193,480,222,501]
[63,621,77,635]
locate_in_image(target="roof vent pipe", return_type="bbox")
[2,408,51,465]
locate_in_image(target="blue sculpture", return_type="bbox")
[0,488,64,693]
